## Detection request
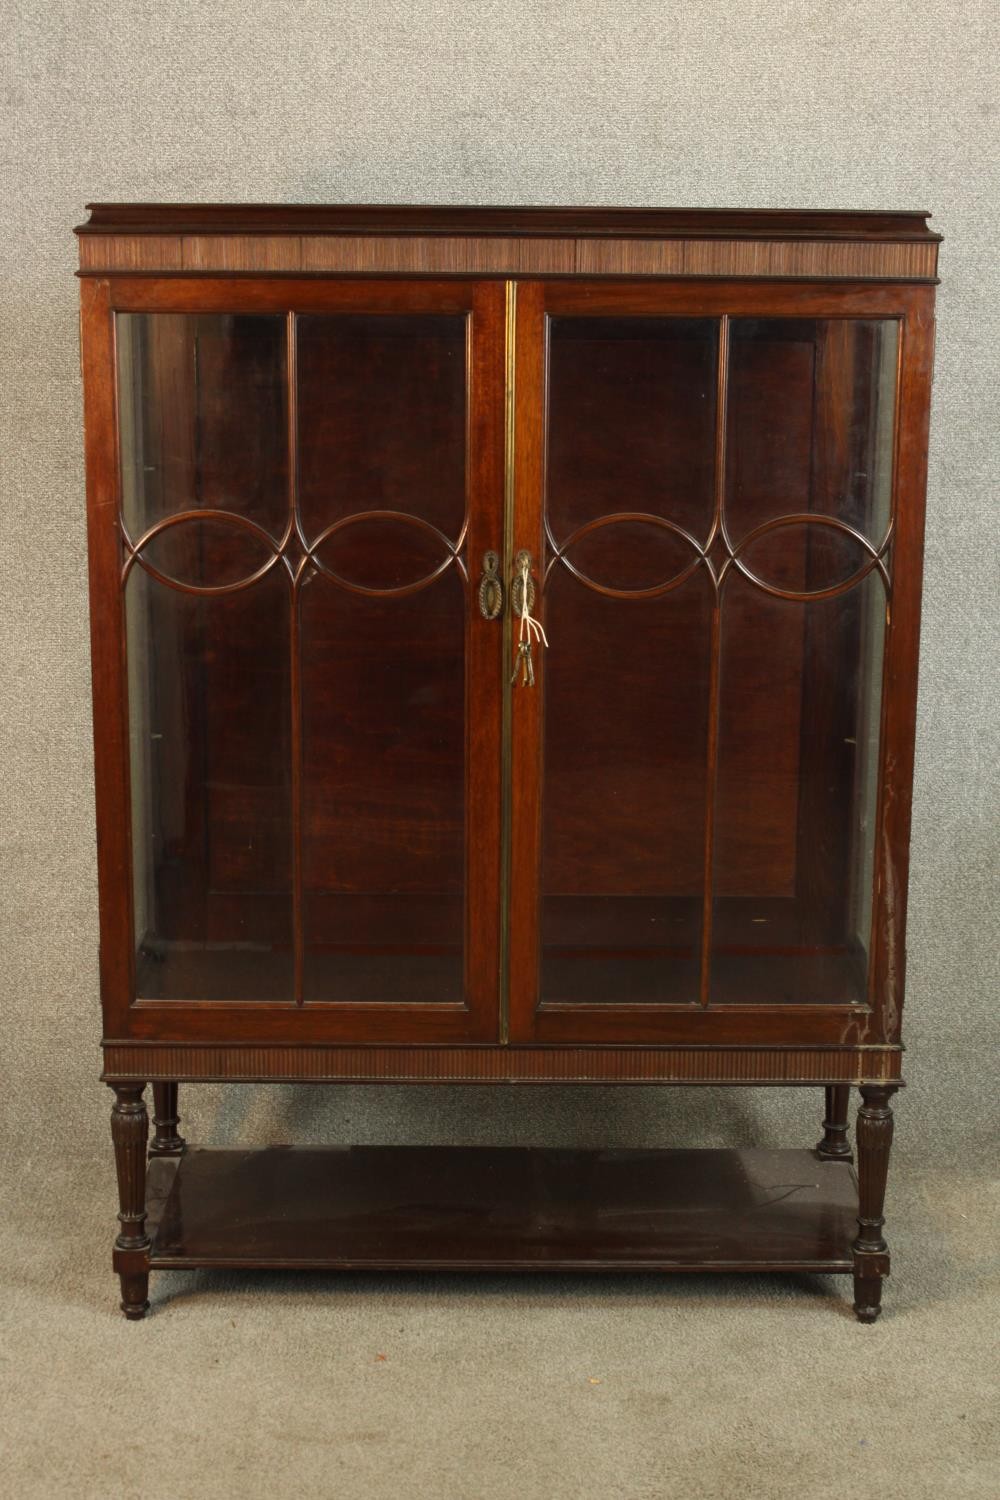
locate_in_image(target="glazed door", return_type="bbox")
[508,283,899,1044]
[115,282,505,1042]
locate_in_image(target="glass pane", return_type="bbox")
[118,312,292,1002]
[540,318,718,1005]
[140,515,274,590]
[726,318,897,544]
[126,565,293,1000]
[546,317,718,541]
[297,315,468,1003]
[711,318,897,1005]
[117,313,287,539]
[298,314,466,541]
[541,568,712,1004]
[711,553,887,1006]
[739,520,879,595]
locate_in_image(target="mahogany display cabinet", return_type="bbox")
[75,205,940,1320]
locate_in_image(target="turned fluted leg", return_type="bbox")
[150,1082,186,1156]
[110,1083,150,1320]
[852,1084,898,1322]
[816,1085,853,1160]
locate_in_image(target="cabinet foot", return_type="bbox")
[853,1272,884,1323]
[816,1084,853,1160]
[851,1084,897,1322]
[150,1082,186,1156]
[119,1271,150,1320]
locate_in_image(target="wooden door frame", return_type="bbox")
[505,276,934,1048]
[85,275,507,1045]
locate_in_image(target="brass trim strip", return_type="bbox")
[499,280,517,1044]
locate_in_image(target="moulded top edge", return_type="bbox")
[75,203,942,242]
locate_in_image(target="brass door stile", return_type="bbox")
[498,279,517,1044]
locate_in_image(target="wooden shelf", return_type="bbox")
[146,1146,858,1275]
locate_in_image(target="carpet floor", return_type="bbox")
[1,1143,997,1500]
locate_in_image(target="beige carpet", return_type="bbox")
[1,1122,997,1500]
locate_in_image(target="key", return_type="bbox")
[511,641,531,686]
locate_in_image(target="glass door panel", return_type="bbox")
[117,290,503,1031]
[539,316,718,1007]
[512,294,898,1040]
[296,314,470,1005]
[117,313,292,1000]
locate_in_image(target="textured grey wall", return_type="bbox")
[2,1,997,1167]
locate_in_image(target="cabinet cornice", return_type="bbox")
[76,205,941,281]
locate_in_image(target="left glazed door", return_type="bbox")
[110,282,505,1042]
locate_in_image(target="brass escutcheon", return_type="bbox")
[478,550,504,620]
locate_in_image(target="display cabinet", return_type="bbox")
[76,205,939,1319]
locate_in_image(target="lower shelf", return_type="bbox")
[146,1146,858,1273]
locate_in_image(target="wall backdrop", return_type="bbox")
[2,0,997,1170]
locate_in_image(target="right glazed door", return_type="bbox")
[508,283,899,1044]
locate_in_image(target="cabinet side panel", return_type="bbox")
[81,279,133,1035]
[869,291,936,1042]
